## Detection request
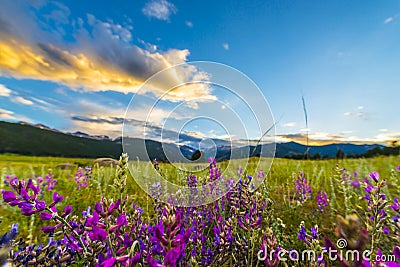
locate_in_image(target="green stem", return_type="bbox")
[48,208,88,255]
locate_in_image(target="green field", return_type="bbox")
[1,154,399,266]
[1,154,399,239]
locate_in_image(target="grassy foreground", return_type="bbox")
[0,154,399,266]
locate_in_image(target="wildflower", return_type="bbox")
[298,225,307,242]
[351,180,360,187]
[44,170,57,191]
[89,226,108,241]
[369,171,379,183]
[82,206,91,217]
[42,225,57,233]
[0,223,18,247]
[74,167,91,189]
[294,171,312,204]
[394,246,400,260]
[62,205,73,217]
[311,227,319,239]
[316,190,329,212]
[107,198,121,214]
[389,197,399,211]
[35,200,46,211]
[1,190,17,202]
[40,212,53,220]
[110,214,128,232]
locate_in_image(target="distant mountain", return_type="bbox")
[275,141,384,158]
[68,131,111,141]
[1,121,121,158]
[18,121,61,133]
[0,121,387,160]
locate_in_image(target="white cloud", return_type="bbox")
[384,17,393,24]
[0,108,31,122]
[0,108,14,120]
[282,122,296,127]
[185,21,193,27]
[222,43,229,50]
[344,106,370,120]
[0,83,50,108]
[300,128,311,132]
[0,84,11,97]
[142,0,177,21]
[12,96,34,105]
[379,128,388,132]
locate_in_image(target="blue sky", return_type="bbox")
[0,0,399,145]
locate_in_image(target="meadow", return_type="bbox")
[0,154,399,266]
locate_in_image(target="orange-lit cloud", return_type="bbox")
[0,3,215,103]
[274,132,400,146]
[0,40,213,102]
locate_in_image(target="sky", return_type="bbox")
[0,0,399,146]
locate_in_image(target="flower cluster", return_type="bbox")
[294,171,312,205]
[316,190,329,212]
[2,178,46,216]
[297,223,319,246]
[74,166,92,189]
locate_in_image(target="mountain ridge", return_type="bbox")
[0,121,386,160]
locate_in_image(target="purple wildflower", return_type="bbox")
[389,197,399,211]
[316,190,329,212]
[294,171,312,204]
[2,190,17,203]
[369,171,379,182]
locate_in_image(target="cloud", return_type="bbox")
[65,98,193,138]
[142,0,177,21]
[222,43,229,50]
[0,84,11,97]
[0,108,14,120]
[384,14,400,24]
[274,132,345,146]
[0,1,215,103]
[12,96,34,105]
[282,122,296,127]
[0,108,31,122]
[185,21,193,27]
[300,128,311,132]
[0,82,55,110]
[384,17,394,24]
[344,106,370,120]
[274,130,400,146]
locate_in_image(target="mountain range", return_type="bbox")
[0,121,385,160]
